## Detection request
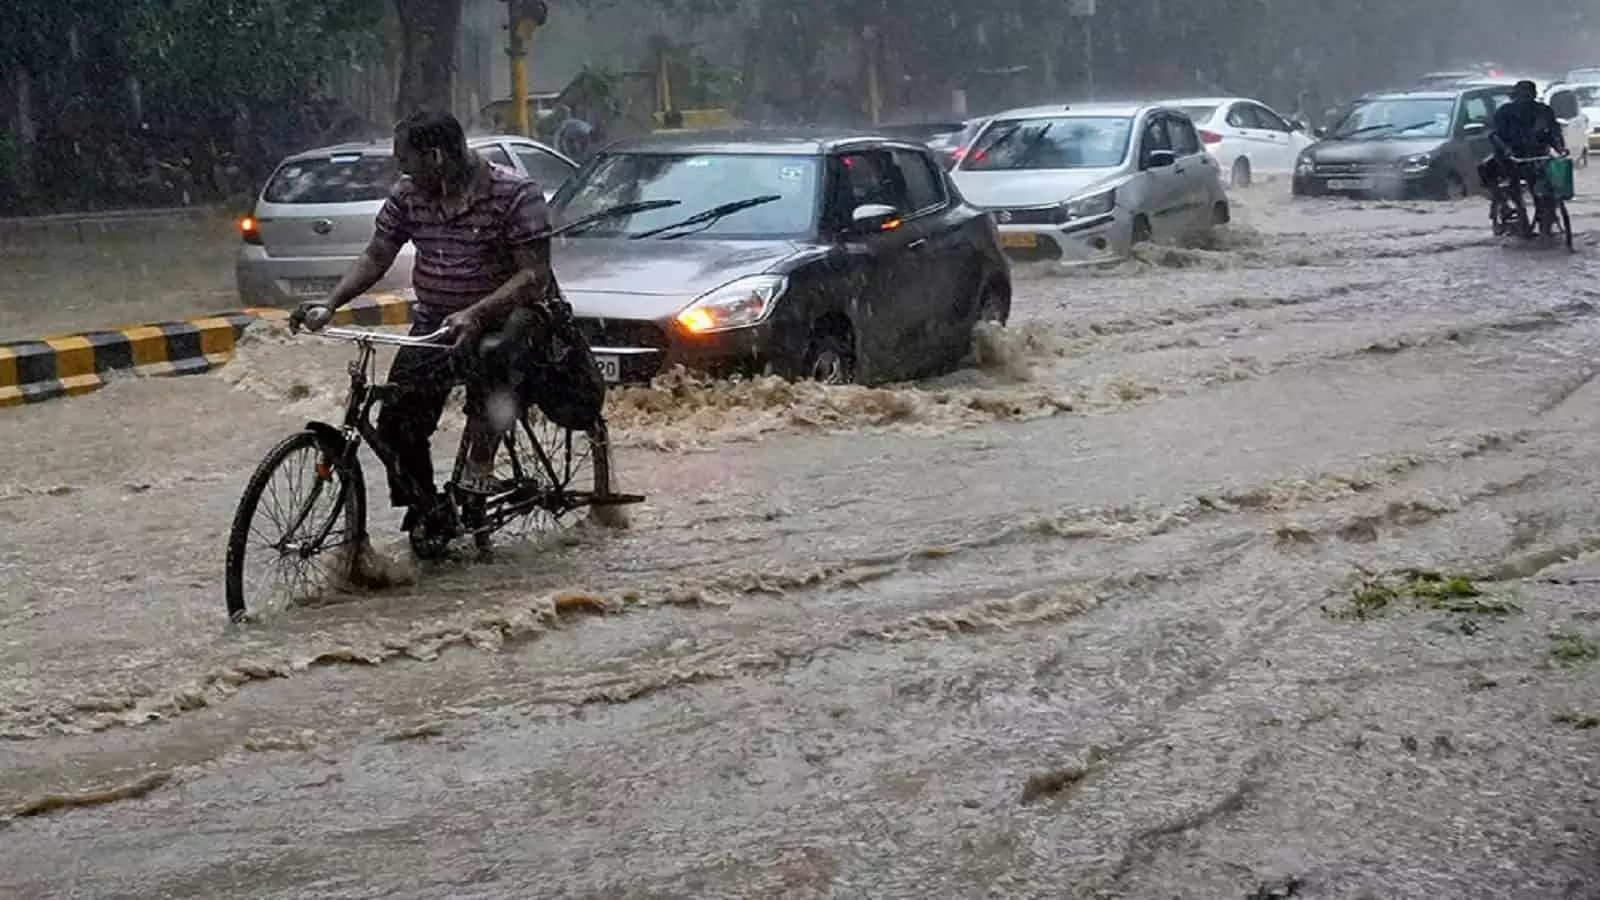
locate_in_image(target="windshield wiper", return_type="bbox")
[1335,120,1436,139]
[628,194,783,240]
[554,199,681,237]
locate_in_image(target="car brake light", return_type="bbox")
[238,215,263,245]
[1199,130,1222,144]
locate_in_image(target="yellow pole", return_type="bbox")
[508,14,537,136]
[659,50,672,117]
[864,27,881,125]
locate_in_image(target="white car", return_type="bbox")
[1546,83,1599,163]
[949,102,1230,266]
[1163,96,1314,187]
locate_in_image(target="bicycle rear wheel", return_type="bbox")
[475,411,615,544]
[224,430,367,621]
[1559,201,1574,251]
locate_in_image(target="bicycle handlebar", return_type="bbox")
[309,324,456,349]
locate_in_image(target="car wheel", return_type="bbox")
[977,281,1009,325]
[1439,172,1468,201]
[1230,157,1252,188]
[802,319,856,385]
[1210,201,1231,225]
[1131,214,1153,244]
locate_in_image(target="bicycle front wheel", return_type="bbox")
[224,430,368,622]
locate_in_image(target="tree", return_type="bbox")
[393,0,464,116]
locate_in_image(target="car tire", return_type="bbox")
[801,319,856,385]
[977,280,1009,325]
[1438,172,1468,201]
[1131,214,1153,244]
[1211,201,1231,225]
[1230,158,1252,188]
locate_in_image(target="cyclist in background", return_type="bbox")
[1481,80,1567,235]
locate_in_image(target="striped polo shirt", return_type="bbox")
[373,161,552,312]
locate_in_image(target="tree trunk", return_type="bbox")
[393,0,462,118]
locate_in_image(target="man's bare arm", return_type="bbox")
[457,241,553,325]
[326,237,403,309]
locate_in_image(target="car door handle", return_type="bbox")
[908,237,928,249]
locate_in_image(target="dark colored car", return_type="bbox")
[1292,84,1517,200]
[546,129,1013,386]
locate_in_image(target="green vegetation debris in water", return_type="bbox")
[1325,569,1519,621]
[1552,711,1600,730]
[1548,629,1600,664]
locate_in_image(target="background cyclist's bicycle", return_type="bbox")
[1492,153,1575,251]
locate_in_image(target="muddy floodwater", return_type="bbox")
[4,182,1600,898]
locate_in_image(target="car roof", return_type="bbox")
[1157,97,1239,107]
[1358,88,1468,101]
[283,134,559,162]
[985,102,1151,119]
[600,127,934,155]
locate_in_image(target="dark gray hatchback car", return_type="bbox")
[547,129,1013,386]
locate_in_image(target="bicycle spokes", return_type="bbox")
[248,444,356,605]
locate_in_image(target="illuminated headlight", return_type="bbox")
[1295,154,1315,174]
[1065,189,1115,218]
[674,274,787,334]
[1401,152,1433,172]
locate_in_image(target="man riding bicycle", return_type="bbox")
[1478,80,1567,236]
[290,109,557,544]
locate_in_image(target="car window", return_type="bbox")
[889,148,945,214]
[831,148,909,218]
[478,145,513,168]
[552,151,820,239]
[1139,116,1172,163]
[1549,90,1581,120]
[1250,104,1292,131]
[961,116,1132,170]
[261,153,397,204]
[1167,115,1202,155]
[1459,93,1494,129]
[1178,105,1218,125]
[1226,104,1262,129]
[508,144,576,192]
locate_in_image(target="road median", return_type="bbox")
[0,294,414,407]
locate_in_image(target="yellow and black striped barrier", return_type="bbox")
[0,293,415,408]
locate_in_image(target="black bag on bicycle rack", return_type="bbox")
[522,299,606,432]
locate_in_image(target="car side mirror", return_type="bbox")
[1143,149,1177,170]
[848,203,900,234]
[1312,126,1326,138]
[1462,122,1487,135]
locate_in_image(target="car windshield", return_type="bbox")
[1329,99,1456,139]
[960,116,1132,171]
[1178,105,1218,123]
[1572,85,1600,106]
[262,153,398,204]
[552,152,819,238]
[1568,69,1600,83]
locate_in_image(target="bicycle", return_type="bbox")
[1492,154,1574,251]
[223,321,641,622]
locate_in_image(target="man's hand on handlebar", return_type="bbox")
[289,300,334,333]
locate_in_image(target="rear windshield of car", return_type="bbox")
[960,116,1132,170]
[1178,105,1218,123]
[262,153,400,204]
[1572,85,1600,105]
[1328,98,1456,140]
[551,152,820,239]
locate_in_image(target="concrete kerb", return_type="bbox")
[0,294,415,408]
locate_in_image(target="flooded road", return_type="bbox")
[4,183,1600,898]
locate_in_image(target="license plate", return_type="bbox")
[287,277,340,297]
[594,354,620,383]
[1000,232,1038,249]
[1325,178,1374,191]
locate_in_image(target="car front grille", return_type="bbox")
[988,205,1067,226]
[574,317,669,380]
[1313,162,1392,175]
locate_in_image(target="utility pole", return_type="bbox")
[503,0,548,136]
[1069,0,1095,100]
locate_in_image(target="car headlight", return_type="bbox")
[1065,189,1115,218]
[674,274,787,334]
[1295,154,1315,174]
[1402,152,1432,172]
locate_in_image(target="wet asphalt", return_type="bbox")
[3,180,1600,898]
